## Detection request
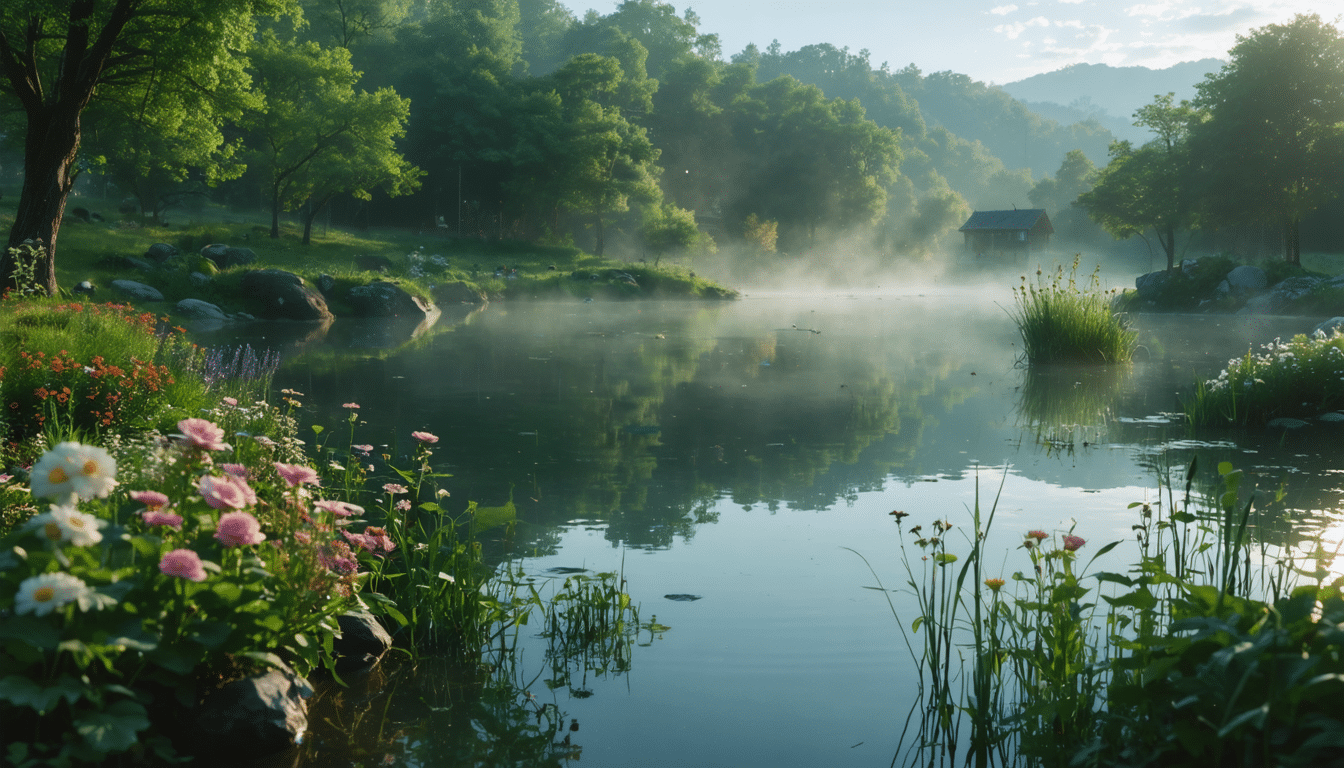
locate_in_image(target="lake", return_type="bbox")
[218,284,1344,767]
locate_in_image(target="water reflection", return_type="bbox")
[199,291,1344,768]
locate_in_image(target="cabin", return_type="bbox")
[958,209,1053,259]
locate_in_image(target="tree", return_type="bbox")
[0,0,295,295]
[299,0,411,50]
[1077,93,1202,269]
[245,30,419,241]
[1189,14,1344,264]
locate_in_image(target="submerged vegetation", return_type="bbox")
[1009,257,1137,365]
[862,459,1344,768]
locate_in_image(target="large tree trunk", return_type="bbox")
[3,105,84,296]
[271,184,283,239]
[301,195,334,246]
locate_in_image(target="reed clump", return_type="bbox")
[1009,257,1137,365]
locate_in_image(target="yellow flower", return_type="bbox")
[984,578,1005,592]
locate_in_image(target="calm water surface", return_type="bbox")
[227,287,1344,767]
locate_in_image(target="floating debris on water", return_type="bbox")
[663,594,702,602]
[1318,412,1344,422]
[547,566,588,574]
[1267,417,1310,429]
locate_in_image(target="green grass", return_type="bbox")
[1009,257,1137,365]
[0,193,736,315]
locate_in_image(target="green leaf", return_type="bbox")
[238,651,293,674]
[473,501,516,531]
[1218,703,1268,737]
[912,616,925,633]
[1104,588,1158,611]
[187,621,232,649]
[0,674,86,714]
[0,617,60,649]
[74,699,151,753]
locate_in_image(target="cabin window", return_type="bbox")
[1019,231,1026,241]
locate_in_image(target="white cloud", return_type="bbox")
[995,16,1051,40]
[991,4,1019,14]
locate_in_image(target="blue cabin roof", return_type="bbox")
[958,209,1053,233]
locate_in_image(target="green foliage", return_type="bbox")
[867,458,1344,768]
[1189,14,1344,264]
[0,423,351,765]
[1009,257,1137,365]
[0,298,217,450]
[1185,331,1344,426]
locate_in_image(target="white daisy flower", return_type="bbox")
[14,572,92,616]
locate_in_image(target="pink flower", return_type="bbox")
[294,530,312,545]
[411,431,439,444]
[314,499,364,518]
[352,444,373,454]
[177,418,231,451]
[253,435,276,448]
[142,510,184,529]
[1062,535,1087,552]
[130,490,171,511]
[222,397,238,407]
[317,540,359,574]
[275,462,320,488]
[215,511,266,546]
[342,527,396,556]
[198,474,258,510]
[221,463,249,478]
[1028,530,1049,541]
[343,402,360,409]
[159,549,208,582]
[396,499,412,511]
[383,483,408,495]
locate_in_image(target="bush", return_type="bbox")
[1185,331,1344,426]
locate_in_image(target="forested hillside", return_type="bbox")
[12,0,1310,286]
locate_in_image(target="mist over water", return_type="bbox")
[249,286,1341,767]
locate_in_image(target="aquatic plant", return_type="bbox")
[1185,330,1344,426]
[860,458,1343,768]
[1008,257,1136,365]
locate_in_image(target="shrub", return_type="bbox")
[1185,331,1344,426]
[1009,257,1136,364]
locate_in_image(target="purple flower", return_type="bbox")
[160,549,208,581]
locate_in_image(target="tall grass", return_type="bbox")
[859,457,1343,768]
[1009,257,1136,365]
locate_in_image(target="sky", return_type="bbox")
[565,0,1338,83]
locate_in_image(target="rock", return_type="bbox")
[1312,317,1344,338]
[189,271,213,287]
[1267,417,1309,430]
[316,273,336,296]
[1319,412,1344,422]
[123,256,156,273]
[1238,276,1322,315]
[72,281,96,297]
[118,197,138,215]
[1134,270,1175,302]
[70,207,91,222]
[176,298,227,323]
[345,280,433,319]
[334,611,393,673]
[354,254,395,273]
[240,269,333,322]
[192,670,313,761]
[431,281,487,305]
[109,279,164,302]
[145,243,180,264]
[201,244,256,269]
[1180,259,1199,276]
[1224,265,1267,292]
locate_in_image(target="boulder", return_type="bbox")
[1312,317,1344,338]
[240,269,333,322]
[109,279,164,302]
[192,670,312,760]
[72,281,96,297]
[354,254,395,273]
[1224,265,1267,292]
[316,273,336,296]
[188,271,213,287]
[1238,276,1322,315]
[122,256,156,273]
[145,243,180,264]
[334,611,393,673]
[345,280,433,319]
[431,281,487,305]
[118,197,138,215]
[1134,270,1175,302]
[70,207,91,223]
[201,244,257,270]
[176,298,227,323]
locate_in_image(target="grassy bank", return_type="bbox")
[0,194,737,319]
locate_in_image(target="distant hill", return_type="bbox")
[999,59,1225,142]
